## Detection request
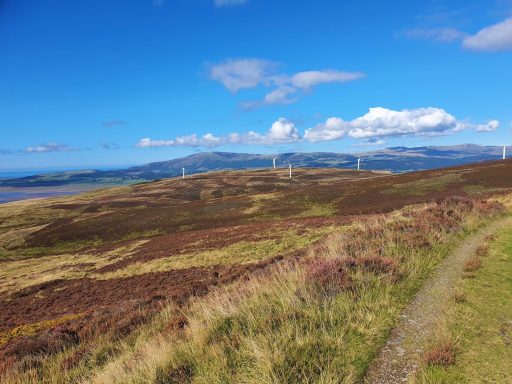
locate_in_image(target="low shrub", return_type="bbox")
[424,341,456,366]
[464,257,483,273]
[357,256,400,280]
[305,258,352,296]
[475,244,489,257]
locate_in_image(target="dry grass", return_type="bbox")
[0,314,83,349]
[415,221,512,383]
[1,161,511,383]
[95,228,334,280]
[463,257,483,273]
[0,196,496,384]
[0,240,147,295]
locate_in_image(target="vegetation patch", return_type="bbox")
[415,223,512,383]
[0,314,82,348]
[96,228,335,279]
[424,340,456,367]
[386,173,463,196]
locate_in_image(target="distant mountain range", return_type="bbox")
[0,144,506,188]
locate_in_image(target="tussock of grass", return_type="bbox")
[424,340,457,367]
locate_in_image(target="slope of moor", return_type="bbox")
[1,160,511,380]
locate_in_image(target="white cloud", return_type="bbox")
[463,18,512,51]
[267,118,301,143]
[210,59,275,93]
[26,143,74,153]
[304,107,499,142]
[262,85,298,105]
[136,118,300,148]
[347,107,460,139]
[304,117,347,142]
[404,28,466,42]
[290,70,365,88]
[137,133,224,148]
[137,108,499,149]
[209,59,364,107]
[214,0,248,7]
[475,119,499,132]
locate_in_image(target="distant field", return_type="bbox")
[1,160,512,382]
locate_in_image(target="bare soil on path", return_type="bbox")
[365,215,512,384]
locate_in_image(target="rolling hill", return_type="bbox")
[1,159,512,382]
[0,144,506,190]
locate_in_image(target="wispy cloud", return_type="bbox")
[404,27,466,42]
[100,142,121,150]
[304,107,499,142]
[463,18,512,51]
[136,118,301,148]
[25,143,76,153]
[214,0,248,8]
[405,17,512,52]
[209,58,364,109]
[102,120,128,128]
[210,59,276,93]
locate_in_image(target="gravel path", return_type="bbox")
[364,216,512,384]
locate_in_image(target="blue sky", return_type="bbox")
[1,0,511,171]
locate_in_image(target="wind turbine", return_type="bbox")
[357,157,361,171]
[182,167,185,179]
[272,156,278,169]
[503,145,507,160]
[288,162,292,178]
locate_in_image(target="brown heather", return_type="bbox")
[0,161,510,383]
[424,341,456,367]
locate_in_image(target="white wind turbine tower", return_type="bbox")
[503,145,507,160]
[288,162,292,178]
[357,157,361,171]
[272,156,278,169]
[182,167,185,179]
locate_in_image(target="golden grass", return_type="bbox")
[95,227,337,280]
[69,199,501,384]
[387,172,463,196]
[243,193,278,215]
[0,240,147,296]
[0,314,83,348]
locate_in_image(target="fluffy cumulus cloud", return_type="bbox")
[136,118,300,148]
[214,0,247,7]
[137,108,499,149]
[25,143,74,153]
[304,107,499,142]
[463,18,512,51]
[209,58,364,108]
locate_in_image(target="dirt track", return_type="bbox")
[364,215,512,383]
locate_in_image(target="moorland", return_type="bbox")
[1,160,512,383]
